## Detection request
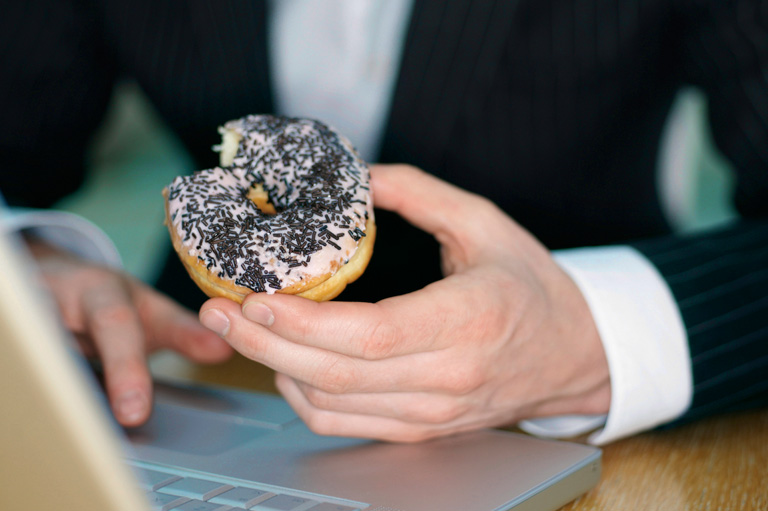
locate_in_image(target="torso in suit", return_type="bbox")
[2,0,767,427]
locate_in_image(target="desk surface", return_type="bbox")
[150,352,768,511]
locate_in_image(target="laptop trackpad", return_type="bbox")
[126,381,300,456]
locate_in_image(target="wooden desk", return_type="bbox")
[150,352,768,511]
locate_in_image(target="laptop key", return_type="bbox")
[172,499,235,511]
[159,477,234,501]
[251,494,318,510]
[144,491,189,511]
[307,502,360,511]
[209,487,275,508]
[135,467,182,491]
[305,504,362,511]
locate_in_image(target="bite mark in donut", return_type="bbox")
[164,115,375,303]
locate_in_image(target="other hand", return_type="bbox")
[28,239,233,427]
[200,164,610,442]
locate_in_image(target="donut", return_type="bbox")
[163,115,375,303]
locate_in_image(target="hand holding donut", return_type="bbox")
[27,239,233,427]
[200,164,612,442]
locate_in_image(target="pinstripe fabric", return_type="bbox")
[630,0,768,424]
[382,0,680,248]
[1,0,767,425]
[635,221,768,424]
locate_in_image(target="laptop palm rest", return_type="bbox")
[125,380,600,511]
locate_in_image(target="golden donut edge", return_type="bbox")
[163,188,375,304]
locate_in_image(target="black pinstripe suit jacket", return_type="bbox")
[2,0,767,427]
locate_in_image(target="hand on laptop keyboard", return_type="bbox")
[26,238,234,427]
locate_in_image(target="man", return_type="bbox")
[2,0,766,444]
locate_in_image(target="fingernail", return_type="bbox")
[116,391,148,424]
[242,301,274,327]
[200,309,230,336]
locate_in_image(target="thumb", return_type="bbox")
[370,164,492,241]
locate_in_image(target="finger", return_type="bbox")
[370,165,503,248]
[276,373,466,442]
[201,297,474,395]
[131,281,233,362]
[241,294,401,358]
[370,164,476,232]
[82,281,152,427]
[279,374,471,425]
[238,276,482,359]
[371,164,540,270]
[201,297,343,377]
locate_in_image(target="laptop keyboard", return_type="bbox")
[129,462,363,511]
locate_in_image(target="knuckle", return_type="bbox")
[359,320,400,360]
[440,363,485,395]
[478,308,509,340]
[411,400,466,424]
[291,317,315,344]
[314,357,359,394]
[76,266,116,287]
[304,412,334,436]
[465,287,511,338]
[90,303,137,330]
[105,363,149,395]
[302,386,333,410]
[236,335,268,361]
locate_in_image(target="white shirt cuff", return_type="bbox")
[518,245,691,444]
[2,208,122,268]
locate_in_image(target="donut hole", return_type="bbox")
[220,128,277,215]
[247,184,277,215]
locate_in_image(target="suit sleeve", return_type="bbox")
[630,0,768,424]
[0,0,117,207]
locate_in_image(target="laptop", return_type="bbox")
[0,209,601,511]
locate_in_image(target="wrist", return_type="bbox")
[552,245,691,444]
[546,264,612,416]
[512,255,611,422]
[5,208,122,268]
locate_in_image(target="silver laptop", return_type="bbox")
[0,207,600,511]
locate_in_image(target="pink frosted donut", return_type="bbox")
[164,115,375,303]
